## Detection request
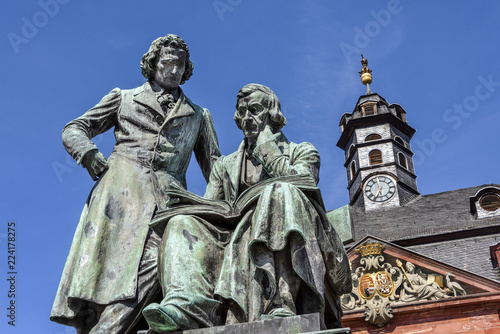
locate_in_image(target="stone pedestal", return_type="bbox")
[137,313,351,334]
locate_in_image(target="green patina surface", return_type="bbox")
[327,205,353,244]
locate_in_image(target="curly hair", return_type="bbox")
[140,34,194,84]
[234,83,287,132]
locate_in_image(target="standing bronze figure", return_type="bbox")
[51,34,220,333]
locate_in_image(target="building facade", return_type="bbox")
[328,59,500,334]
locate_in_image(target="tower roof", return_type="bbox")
[337,92,415,149]
[338,56,414,148]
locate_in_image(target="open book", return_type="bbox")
[150,174,319,235]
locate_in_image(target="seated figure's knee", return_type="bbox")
[164,215,197,238]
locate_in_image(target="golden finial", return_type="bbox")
[359,54,373,94]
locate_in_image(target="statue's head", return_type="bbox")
[405,262,415,273]
[234,84,287,139]
[140,34,194,88]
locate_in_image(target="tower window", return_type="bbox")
[365,134,382,142]
[398,153,407,169]
[369,150,383,165]
[361,102,377,116]
[396,110,405,120]
[398,111,406,122]
[480,194,500,212]
[351,161,357,180]
[349,145,355,157]
[394,136,404,146]
[394,105,407,122]
[364,105,375,115]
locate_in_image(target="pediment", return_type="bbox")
[341,235,500,327]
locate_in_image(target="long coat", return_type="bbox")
[51,82,220,325]
[203,134,352,326]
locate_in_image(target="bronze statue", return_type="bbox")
[143,84,352,333]
[50,34,220,333]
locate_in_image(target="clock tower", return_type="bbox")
[337,57,419,212]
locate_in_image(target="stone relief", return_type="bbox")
[341,242,467,327]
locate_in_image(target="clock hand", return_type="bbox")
[375,177,381,197]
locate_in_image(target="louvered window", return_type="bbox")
[365,134,382,142]
[369,150,383,165]
[362,103,377,116]
[351,162,357,179]
[395,137,404,146]
[480,194,500,212]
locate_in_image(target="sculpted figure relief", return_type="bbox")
[51,34,220,333]
[399,262,451,302]
[142,84,352,333]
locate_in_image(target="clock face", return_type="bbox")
[365,176,396,202]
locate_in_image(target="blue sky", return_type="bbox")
[1,1,500,333]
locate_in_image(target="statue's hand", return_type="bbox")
[82,150,109,181]
[256,124,280,146]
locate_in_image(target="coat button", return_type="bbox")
[156,147,162,153]
[156,115,163,124]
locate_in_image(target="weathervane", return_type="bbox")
[359,54,373,94]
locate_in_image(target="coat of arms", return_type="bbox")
[341,242,466,327]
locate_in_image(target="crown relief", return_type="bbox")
[355,242,384,257]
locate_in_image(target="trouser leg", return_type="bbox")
[85,230,161,334]
[149,215,227,330]
[271,247,302,315]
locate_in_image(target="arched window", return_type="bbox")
[398,153,407,169]
[394,136,404,146]
[369,150,383,165]
[365,134,382,142]
[350,161,357,180]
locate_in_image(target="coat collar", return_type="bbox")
[275,132,290,156]
[133,81,161,113]
[133,82,195,121]
[166,90,195,122]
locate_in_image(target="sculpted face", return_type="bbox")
[236,91,270,140]
[153,46,186,91]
